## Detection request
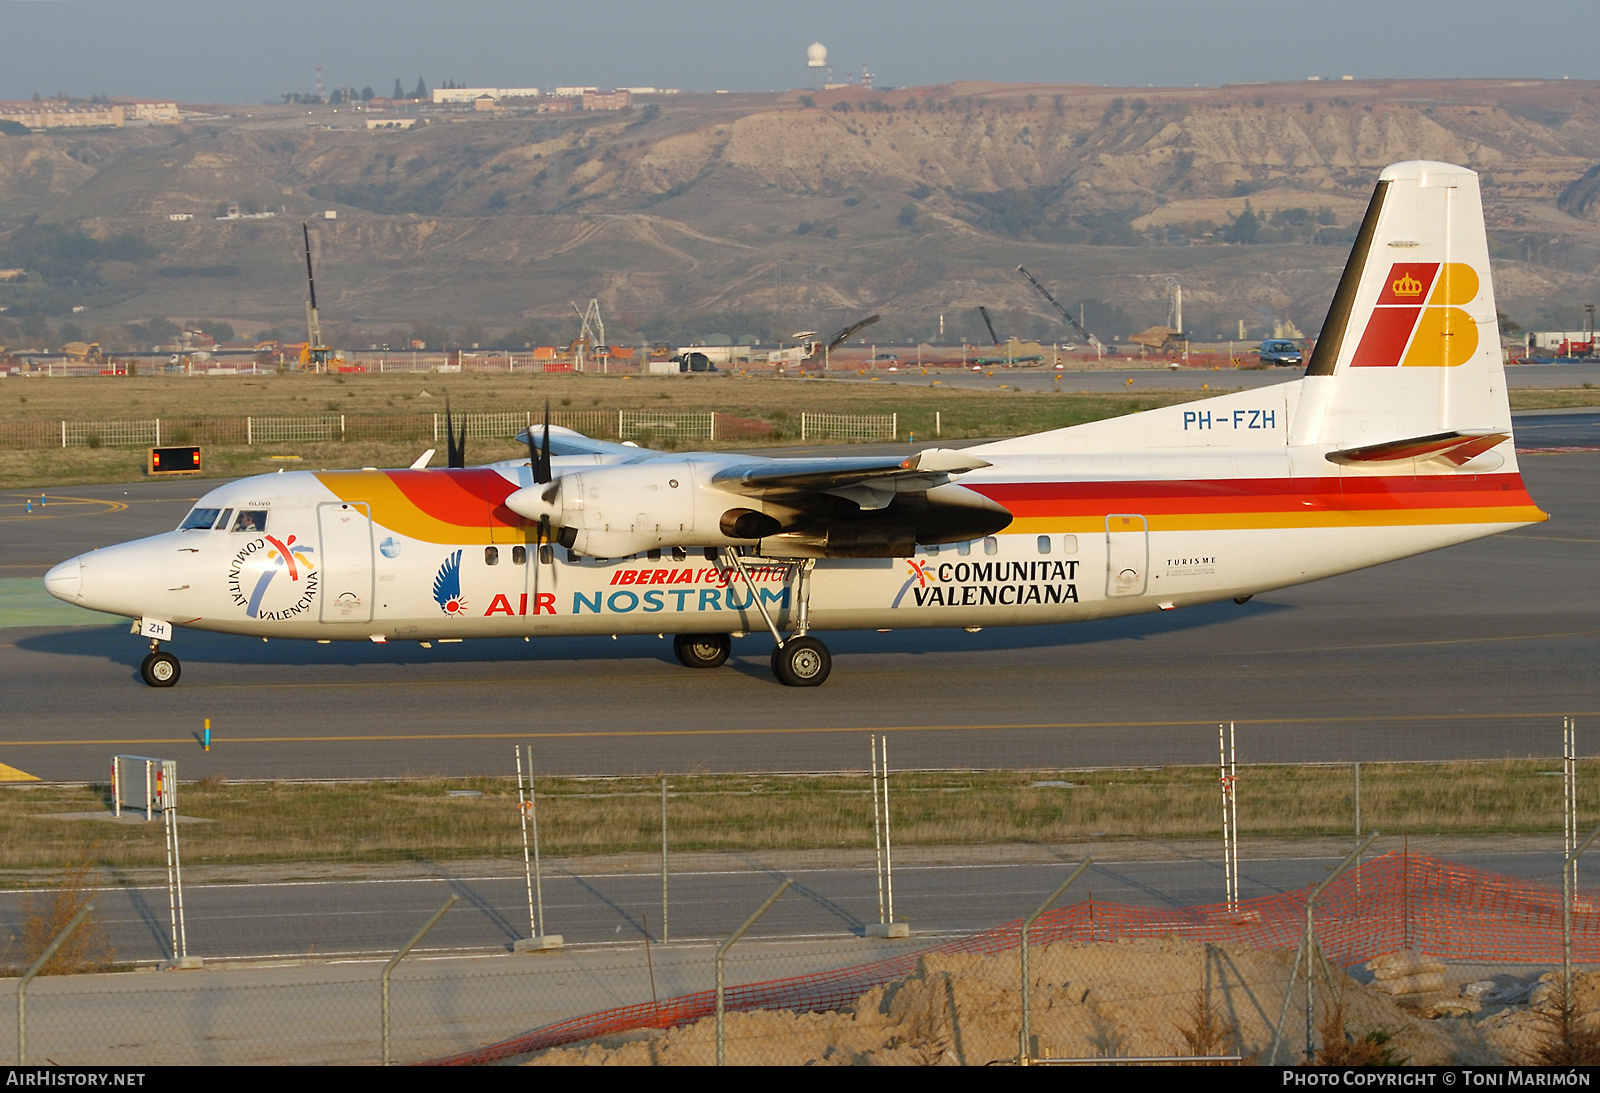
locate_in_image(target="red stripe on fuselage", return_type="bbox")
[971,472,1536,518]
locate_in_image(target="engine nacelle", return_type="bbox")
[504,462,787,558]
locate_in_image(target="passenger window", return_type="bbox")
[540,544,553,565]
[1062,534,1079,554]
[927,543,940,556]
[179,507,222,531]
[647,549,661,560]
[983,536,998,556]
[1036,535,1051,555]
[232,510,266,532]
[485,546,499,566]
[512,545,526,566]
[956,541,971,556]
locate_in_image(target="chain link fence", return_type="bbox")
[3,751,1598,1066]
[4,853,1593,1066]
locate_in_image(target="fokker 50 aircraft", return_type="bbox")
[45,161,1546,688]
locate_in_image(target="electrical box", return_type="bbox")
[148,446,201,476]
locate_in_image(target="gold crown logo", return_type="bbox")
[1392,273,1423,297]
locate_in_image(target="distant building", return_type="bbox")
[582,90,632,111]
[431,87,540,104]
[0,100,123,129]
[554,86,598,97]
[111,98,180,124]
[533,99,574,114]
[0,269,26,282]
[167,213,192,221]
[366,116,419,130]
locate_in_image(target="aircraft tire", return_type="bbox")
[772,636,831,687]
[673,633,731,669]
[140,651,181,688]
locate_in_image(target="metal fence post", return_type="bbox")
[381,895,457,1066]
[17,903,94,1065]
[661,776,669,944]
[1019,859,1093,1065]
[1563,819,1600,1004]
[716,878,791,1066]
[1268,831,1379,1065]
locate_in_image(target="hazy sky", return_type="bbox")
[1,0,1595,103]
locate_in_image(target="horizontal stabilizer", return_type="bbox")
[512,425,655,461]
[1325,430,1509,466]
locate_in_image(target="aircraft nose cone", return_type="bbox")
[44,557,83,604]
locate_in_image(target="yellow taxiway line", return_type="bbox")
[1,710,1595,749]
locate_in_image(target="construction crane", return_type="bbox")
[794,313,880,371]
[1014,266,1105,354]
[300,223,332,371]
[977,305,1001,347]
[572,299,605,372]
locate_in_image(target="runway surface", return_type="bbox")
[0,419,1596,783]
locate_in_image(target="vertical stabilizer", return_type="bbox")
[1290,162,1510,452]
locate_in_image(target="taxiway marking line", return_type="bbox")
[0,494,130,520]
[4,710,1597,748]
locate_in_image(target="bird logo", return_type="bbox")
[432,550,467,616]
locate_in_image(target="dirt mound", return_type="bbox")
[527,939,1495,1066]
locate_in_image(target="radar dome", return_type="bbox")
[807,42,828,67]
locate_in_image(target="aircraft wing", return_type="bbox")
[712,448,991,510]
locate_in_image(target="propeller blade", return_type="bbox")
[540,402,552,484]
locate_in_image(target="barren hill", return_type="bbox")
[2,78,1598,348]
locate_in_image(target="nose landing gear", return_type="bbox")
[140,641,181,688]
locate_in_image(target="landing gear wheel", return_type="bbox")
[673,633,731,669]
[771,636,831,688]
[140,651,181,688]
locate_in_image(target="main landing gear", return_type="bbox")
[673,633,731,669]
[771,636,831,687]
[729,549,831,688]
[140,641,181,688]
[669,551,833,686]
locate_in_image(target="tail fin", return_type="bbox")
[1289,161,1512,456]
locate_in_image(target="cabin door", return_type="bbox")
[318,501,374,623]
[1105,514,1149,598]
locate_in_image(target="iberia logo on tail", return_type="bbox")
[1350,262,1480,368]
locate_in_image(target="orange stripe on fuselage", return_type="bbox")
[315,469,530,545]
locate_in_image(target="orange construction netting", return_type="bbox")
[426,850,1591,1065]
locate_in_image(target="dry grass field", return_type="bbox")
[0,372,1205,487]
[0,760,1579,874]
[2,372,1591,489]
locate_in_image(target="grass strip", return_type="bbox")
[0,760,1579,874]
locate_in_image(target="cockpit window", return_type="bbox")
[178,507,222,531]
[232,510,268,532]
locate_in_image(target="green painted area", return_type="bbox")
[0,578,126,629]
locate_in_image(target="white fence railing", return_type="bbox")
[618,410,716,442]
[61,420,159,448]
[15,409,902,449]
[799,412,897,441]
